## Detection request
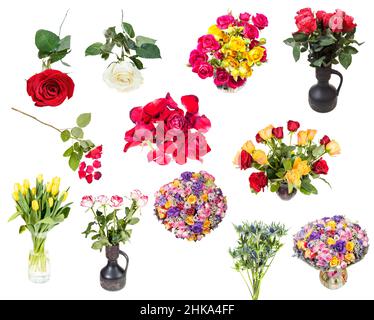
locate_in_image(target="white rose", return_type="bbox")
[103,60,143,92]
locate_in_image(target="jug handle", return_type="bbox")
[119,250,129,276]
[331,69,343,96]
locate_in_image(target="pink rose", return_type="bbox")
[343,14,356,32]
[213,68,230,86]
[295,8,317,34]
[110,195,124,208]
[252,13,268,30]
[228,76,246,89]
[81,195,94,208]
[166,110,186,130]
[192,62,214,79]
[189,49,208,67]
[243,24,259,39]
[329,9,346,33]
[216,14,235,29]
[130,189,148,207]
[96,195,109,205]
[197,34,221,53]
[239,12,251,22]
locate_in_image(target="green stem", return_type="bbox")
[239,270,253,298]
[58,9,70,37]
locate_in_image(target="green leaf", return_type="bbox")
[288,182,294,194]
[282,159,292,171]
[283,38,295,47]
[35,29,60,53]
[344,46,358,55]
[301,179,318,195]
[104,27,116,39]
[293,45,301,62]
[122,22,135,38]
[136,43,161,59]
[311,56,326,67]
[135,35,156,47]
[50,50,69,63]
[61,60,71,67]
[319,36,336,46]
[60,129,71,142]
[71,127,84,139]
[8,212,21,222]
[69,152,80,171]
[85,42,103,56]
[339,52,352,69]
[312,145,325,158]
[19,225,27,234]
[63,146,74,157]
[128,217,140,225]
[37,216,56,225]
[129,56,144,70]
[60,207,71,219]
[58,35,71,51]
[270,183,280,193]
[319,177,332,189]
[292,32,309,42]
[76,113,91,128]
[92,240,104,250]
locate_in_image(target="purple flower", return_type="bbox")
[334,240,346,253]
[333,215,344,223]
[192,181,203,195]
[309,231,320,241]
[181,172,192,181]
[167,207,180,218]
[191,222,203,234]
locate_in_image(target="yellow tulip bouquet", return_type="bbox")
[234,120,340,200]
[9,175,72,283]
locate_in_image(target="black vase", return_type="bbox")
[100,245,129,291]
[276,182,297,201]
[308,67,343,113]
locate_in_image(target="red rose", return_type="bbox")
[192,62,214,79]
[249,172,268,193]
[189,49,208,67]
[166,110,186,130]
[244,24,259,39]
[272,127,284,139]
[343,15,356,32]
[316,10,326,22]
[197,34,221,53]
[256,133,264,143]
[26,69,74,107]
[312,159,329,175]
[240,150,252,170]
[287,120,300,132]
[252,13,268,30]
[214,68,230,86]
[320,135,331,145]
[216,14,235,29]
[295,8,317,34]
[227,76,246,89]
[239,12,251,22]
[260,47,267,63]
[323,13,334,28]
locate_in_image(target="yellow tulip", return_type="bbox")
[326,140,341,156]
[14,183,21,193]
[51,184,59,196]
[46,182,52,193]
[23,179,30,191]
[52,177,60,187]
[242,140,255,154]
[32,200,39,211]
[48,197,54,207]
[307,129,317,141]
[285,169,301,188]
[297,131,308,146]
[252,150,268,165]
[37,174,43,183]
[12,192,19,201]
[259,125,273,141]
[32,188,36,196]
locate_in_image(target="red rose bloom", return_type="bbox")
[26,69,74,107]
[239,12,251,22]
[214,68,230,87]
[295,8,317,34]
[312,159,329,175]
[320,135,331,145]
[227,76,246,89]
[343,15,356,32]
[249,172,268,193]
[316,10,326,22]
[166,110,186,130]
[244,24,259,39]
[216,14,235,29]
[256,133,264,143]
[272,127,284,139]
[189,49,208,67]
[252,13,268,30]
[240,150,252,170]
[197,34,221,53]
[287,120,300,132]
[192,62,214,79]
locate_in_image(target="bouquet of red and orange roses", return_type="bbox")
[234,121,340,200]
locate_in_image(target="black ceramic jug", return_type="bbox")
[276,182,297,201]
[308,67,343,113]
[100,245,129,291]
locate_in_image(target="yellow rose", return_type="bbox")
[12,192,19,201]
[51,184,59,196]
[222,49,237,58]
[37,174,44,183]
[185,216,195,226]
[32,200,39,211]
[228,36,246,52]
[326,140,341,156]
[346,242,355,252]
[208,24,225,41]
[238,62,253,78]
[297,131,308,146]
[23,179,30,191]
[285,169,301,188]
[293,157,311,176]
[48,197,54,207]
[247,46,265,63]
[187,195,197,204]
[164,201,172,209]
[222,56,239,69]
[307,129,317,141]
[259,125,273,141]
[230,68,240,80]
[345,253,355,263]
[329,256,340,268]
[326,220,336,230]
[242,140,255,154]
[252,150,268,165]
[327,238,336,246]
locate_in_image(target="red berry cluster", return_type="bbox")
[78,145,103,184]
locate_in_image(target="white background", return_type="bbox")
[0,0,373,300]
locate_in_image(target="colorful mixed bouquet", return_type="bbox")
[85,11,161,92]
[284,8,362,69]
[154,171,227,241]
[11,108,102,183]
[234,121,340,199]
[124,93,211,165]
[189,11,268,91]
[230,222,287,300]
[9,175,72,283]
[294,216,369,289]
[81,191,148,250]
[27,11,74,107]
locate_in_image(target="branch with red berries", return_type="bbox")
[11,108,103,184]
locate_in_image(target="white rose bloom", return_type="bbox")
[103,60,143,92]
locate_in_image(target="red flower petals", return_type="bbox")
[181,95,199,114]
[79,146,103,184]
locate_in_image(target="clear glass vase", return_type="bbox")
[319,268,348,290]
[29,233,50,284]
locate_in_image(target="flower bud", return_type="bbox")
[32,200,39,211]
